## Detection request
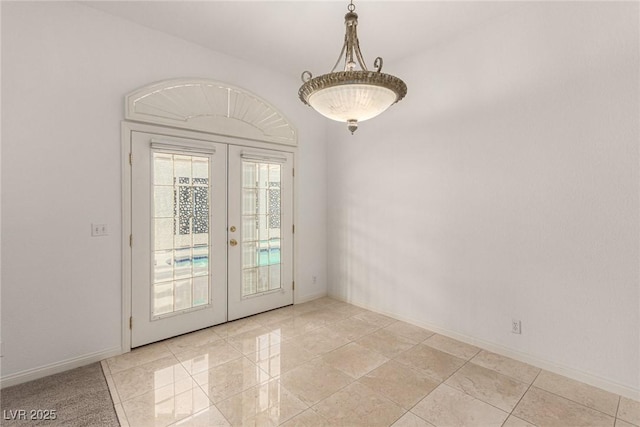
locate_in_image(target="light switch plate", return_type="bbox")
[91,223,108,236]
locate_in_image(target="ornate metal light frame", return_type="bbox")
[299,1,407,134]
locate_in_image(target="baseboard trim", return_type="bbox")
[0,346,122,389]
[330,294,640,401]
[295,291,328,304]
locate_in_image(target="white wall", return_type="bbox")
[1,1,327,380]
[327,2,639,396]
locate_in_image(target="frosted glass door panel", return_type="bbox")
[152,153,210,317]
[241,162,282,297]
[228,146,293,321]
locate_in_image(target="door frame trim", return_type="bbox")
[121,121,297,354]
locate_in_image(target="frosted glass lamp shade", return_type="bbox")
[299,70,407,133]
[307,84,397,123]
[298,4,407,133]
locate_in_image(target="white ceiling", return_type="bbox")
[87,1,522,79]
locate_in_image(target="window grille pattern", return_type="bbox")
[152,153,210,316]
[241,161,282,297]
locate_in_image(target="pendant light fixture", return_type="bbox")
[299,1,407,134]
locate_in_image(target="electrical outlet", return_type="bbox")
[91,223,108,237]
[312,275,317,284]
[512,319,522,334]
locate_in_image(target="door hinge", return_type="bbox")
[292,281,295,290]
[129,152,132,165]
[129,234,133,247]
[292,224,295,234]
[129,316,133,330]
[292,168,295,177]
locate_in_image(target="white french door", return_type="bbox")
[130,131,293,347]
[227,146,294,321]
[131,132,228,347]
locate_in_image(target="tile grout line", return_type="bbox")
[615,394,622,421]
[191,374,235,427]
[529,384,621,420]
[353,330,480,424]
[519,368,626,420]
[280,310,391,366]
[188,351,272,426]
[399,344,584,425]
[390,347,484,425]
[503,369,542,426]
[108,378,132,426]
[442,349,620,424]
[271,326,367,419]
[307,373,405,426]
[115,339,229,426]
[100,360,130,427]
[423,346,622,424]
[114,402,131,427]
[467,350,540,385]
[286,314,411,425]
[312,303,538,425]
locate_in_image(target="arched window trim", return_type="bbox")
[125,78,297,146]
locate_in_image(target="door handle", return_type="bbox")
[229,239,238,247]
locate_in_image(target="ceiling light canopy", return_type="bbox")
[299,1,407,134]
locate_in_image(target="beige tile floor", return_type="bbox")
[102,297,640,427]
